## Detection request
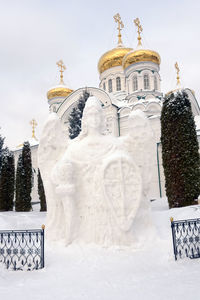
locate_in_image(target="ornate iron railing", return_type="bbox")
[0,225,45,270]
[171,217,200,260]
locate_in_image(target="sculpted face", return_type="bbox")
[81,96,103,135]
[86,107,102,131]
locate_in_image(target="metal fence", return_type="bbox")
[0,225,45,270]
[171,217,200,260]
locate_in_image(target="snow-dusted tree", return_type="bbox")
[38,168,47,211]
[15,154,25,211]
[21,142,32,211]
[0,134,5,173]
[15,142,33,211]
[161,90,200,208]
[68,90,90,139]
[0,149,15,211]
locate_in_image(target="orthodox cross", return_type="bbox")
[175,62,180,86]
[57,60,66,84]
[134,18,143,46]
[30,119,37,140]
[113,13,124,46]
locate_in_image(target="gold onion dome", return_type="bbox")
[98,47,133,74]
[47,85,73,100]
[122,48,161,69]
[123,18,161,69]
[47,60,73,100]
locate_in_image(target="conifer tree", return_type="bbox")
[68,90,90,139]
[22,142,32,211]
[68,107,81,139]
[0,149,15,211]
[15,142,33,212]
[161,90,200,208]
[0,134,5,173]
[38,169,47,211]
[15,154,25,211]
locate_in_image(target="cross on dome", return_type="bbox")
[175,62,181,86]
[30,119,38,140]
[56,60,66,84]
[134,18,143,47]
[113,13,124,47]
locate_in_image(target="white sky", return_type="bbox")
[0,0,200,149]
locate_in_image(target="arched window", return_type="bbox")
[144,74,150,90]
[103,82,106,91]
[133,75,138,91]
[116,77,121,91]
[108,79,112,93]
[154,76,158,90]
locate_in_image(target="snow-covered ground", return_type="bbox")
[0,198,200,300]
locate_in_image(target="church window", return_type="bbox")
[133,75,138,91]
[144,74,150,90]
[103,82,106,91]
[108,79,112,93]
[154,76,158,90]
[116,77,121,91]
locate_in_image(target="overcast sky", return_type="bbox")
[0,0,200,149]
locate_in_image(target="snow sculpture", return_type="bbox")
[38,113,68,241]
[38,97,154,247]
[123,110,154,199]
[122,110,155,243]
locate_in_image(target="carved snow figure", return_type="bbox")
[122,110,155,244]
[38,113,68,241]
[38,96,155,247]
[123,109,154,199]
[52,160,75,245]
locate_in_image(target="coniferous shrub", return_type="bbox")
[0,149,15,211]
[38,168,47,211]
[15,154,25,211]
[68,90,90,139]
[0,134,5,173]
[22,142,32,211]
[161,90,200,208]
[15,142,33,211]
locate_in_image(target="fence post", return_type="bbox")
[41,224,45,268]
[170,217,177,260]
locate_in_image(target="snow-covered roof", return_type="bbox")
[148,115,160,119]
[13,138,39,152]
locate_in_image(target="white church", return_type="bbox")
[14,16,200,201]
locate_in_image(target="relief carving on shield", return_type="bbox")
[102,154,142,231]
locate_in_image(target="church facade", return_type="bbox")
[46,16,200,200]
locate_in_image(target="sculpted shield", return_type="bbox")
[102,153,142,232]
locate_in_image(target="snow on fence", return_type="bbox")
[171,217,200,260]
[0,225,45,270]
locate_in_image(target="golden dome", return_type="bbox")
[122,49,161,69]
[98,47,133,74]
[47,85,73,100]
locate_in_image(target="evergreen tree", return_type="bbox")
[68,90,90,139]
[68,107,81,139]
[0,149,15,211]
[15,142,33,212]
[0,134,5,173]
[15,154,25,211]
[22,142,32,211]
[38,169,47,211]
[161,90,200,208]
